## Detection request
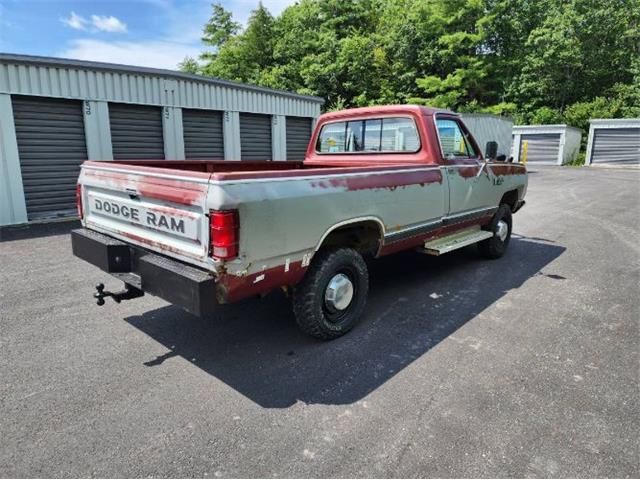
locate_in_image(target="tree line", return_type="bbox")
[180,0,640,133]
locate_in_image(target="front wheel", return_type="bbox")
[478,204,512,259]
[293,248,369,340]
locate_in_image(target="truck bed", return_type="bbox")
[86,159,430,182]
[78,158,450,270]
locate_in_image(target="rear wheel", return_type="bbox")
[478,204,512,259]
[293,247,369,340]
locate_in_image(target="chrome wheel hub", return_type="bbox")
[496,220,509,242]
[324,273,354,312]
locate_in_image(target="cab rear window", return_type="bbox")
[316,117,420,153]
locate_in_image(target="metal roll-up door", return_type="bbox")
[286,117,313,160]
[591,128,640,164]
[240,113,272,161]
[12,95,87,221]
[520,134,561,164]
[109,103,164,159]
[183,109,224,159]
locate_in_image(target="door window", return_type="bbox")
[436,118,477,159]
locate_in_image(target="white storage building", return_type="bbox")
[0,54,323,226]
[511,125,582,165]
[585,118,640,166]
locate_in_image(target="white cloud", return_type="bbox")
[91,15,127,33]
[58,39,201,70]
[61,11,88,31]
[61,12,127,33]
[55,0,299,70]
[226,0,297,26]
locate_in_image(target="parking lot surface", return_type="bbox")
[1,167,639,477]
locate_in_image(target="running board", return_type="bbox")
[421,227,493,255]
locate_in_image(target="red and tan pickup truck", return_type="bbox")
[72,105,527,339]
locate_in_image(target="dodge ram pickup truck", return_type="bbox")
[72,105,527,339]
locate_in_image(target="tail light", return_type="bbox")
[76,184,83,219]
[209,210,239,260]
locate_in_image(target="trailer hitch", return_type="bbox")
[94,282,144,306]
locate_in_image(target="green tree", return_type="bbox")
[178,56,199,74]
[190,0,640,125]
[200,2,241,62]
[201,2,274,84]
[511,0,639,117]
[410,0,496,110]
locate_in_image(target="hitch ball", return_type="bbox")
[94,283,106,306]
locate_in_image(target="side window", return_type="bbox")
[436,118,477,159]
[316,121,347,153]
[316,117,420,153]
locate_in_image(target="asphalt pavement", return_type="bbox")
[1,166,638,477]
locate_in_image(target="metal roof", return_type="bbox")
[319,104,454,121]
[0,52,324,103]
[589,118,640,126]
[459,112,514,122]
[513,124,582,133]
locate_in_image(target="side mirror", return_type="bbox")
[484,141,498,160]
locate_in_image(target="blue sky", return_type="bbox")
[0,0,295,70]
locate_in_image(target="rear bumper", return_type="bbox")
[71,228,218,316]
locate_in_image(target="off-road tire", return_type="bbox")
[478,203,512,259]
[293,248,369,340]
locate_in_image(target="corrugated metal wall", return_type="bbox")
[459,114,513,158]
[286,116,313,160]
[109,103,164,159]
[0,60,322,117]
[12,95,87,220]
[240,113,272,160]
[591,128,640,164]
[182,108,224,160]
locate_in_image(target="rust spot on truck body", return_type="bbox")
[490,164,526,176]
[116,231,202,259]
[217,260,307,303]
[310,169,442,191]
[83,169,207,206]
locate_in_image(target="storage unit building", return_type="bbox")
[459,113,513,159]
[511,125,582,165]
[585,119,640,166]
[0,54,323,226]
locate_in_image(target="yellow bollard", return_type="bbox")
[521,140,529,164]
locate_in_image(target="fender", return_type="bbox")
[313,216,386,254]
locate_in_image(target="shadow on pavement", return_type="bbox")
[125,237,565,408]
[0,219,80,242]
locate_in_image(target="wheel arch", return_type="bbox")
[500,189,520,212]
[314,216,386,257]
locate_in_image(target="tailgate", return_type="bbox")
[79,162,212,266]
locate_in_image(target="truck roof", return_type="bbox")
[318,104,455,122]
